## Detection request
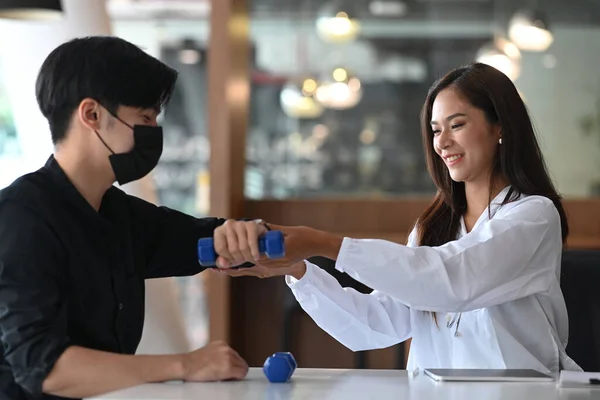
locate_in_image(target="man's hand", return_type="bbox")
[213,219,268,268]
[182,341,249,381]
[214,221,318,269]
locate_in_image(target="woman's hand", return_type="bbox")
[258,224,318,267]
[218,223,316,278]
[217,260,307,280]
[214,222,343,278]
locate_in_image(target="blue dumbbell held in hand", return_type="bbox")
[263,352,297,383]
[197,230,285,267]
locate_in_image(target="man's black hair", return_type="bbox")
[35,36,178,144]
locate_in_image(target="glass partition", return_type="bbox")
[245,0,600,199]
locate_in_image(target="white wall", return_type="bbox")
[0,0,111,184]
[516,27,600,197]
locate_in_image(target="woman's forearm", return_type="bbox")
[289,262,307,280]
[287,230,343,280]
[312,230,344,260]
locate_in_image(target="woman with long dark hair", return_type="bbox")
[213,63,581,374]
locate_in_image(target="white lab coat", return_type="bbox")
[286,187,582,374]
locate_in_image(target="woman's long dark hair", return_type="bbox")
[417,62,568,249]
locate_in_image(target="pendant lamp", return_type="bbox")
[508,9,553,52]
[0,0,62,20]
[316,1,361,43]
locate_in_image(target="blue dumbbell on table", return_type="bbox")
[197,230,285,267]
[263,352,297,383]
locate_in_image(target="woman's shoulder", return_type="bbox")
[497,193,559,224]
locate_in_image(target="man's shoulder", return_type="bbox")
[0,168,54,213]
[0,170,66,256]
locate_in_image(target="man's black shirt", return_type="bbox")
[0,156,224,400]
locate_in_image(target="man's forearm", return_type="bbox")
[42,346,184,398]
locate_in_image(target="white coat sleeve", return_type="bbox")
[335,196,562,313]
[284,231,417,352]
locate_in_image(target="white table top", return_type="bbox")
[89,368,600,400]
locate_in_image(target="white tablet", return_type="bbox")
[424,369,555,382]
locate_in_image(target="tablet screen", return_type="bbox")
[424,369,554,382]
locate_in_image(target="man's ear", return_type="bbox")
[77,98,102,131]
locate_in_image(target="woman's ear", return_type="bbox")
[495,124,502,143]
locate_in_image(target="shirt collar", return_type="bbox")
[42,155,115,229]
[459,185,515,236]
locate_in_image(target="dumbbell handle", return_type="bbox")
[197,230,285,267]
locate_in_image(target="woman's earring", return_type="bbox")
[499,138,503,144]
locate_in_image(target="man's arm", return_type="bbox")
[43,340,247,398]
[126,194,226,278]
[0,201,247,398]
[0,200,72,398]
[42,346,183,398]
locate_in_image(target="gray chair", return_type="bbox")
[561,249,600,371]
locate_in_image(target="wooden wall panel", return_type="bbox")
[246,198,600,249]
[206,0,250,345]
[246,198,428,234]
[564,199,600,238]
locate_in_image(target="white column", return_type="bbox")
[0,0,111,175]
[0,0,191,355]
[124,179,192,355]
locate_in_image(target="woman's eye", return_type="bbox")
[432,129,441,135]
[451,123,464,130]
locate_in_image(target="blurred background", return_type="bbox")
[1,0,599,369]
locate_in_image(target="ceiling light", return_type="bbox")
[315,67,362,110]
[476,37,522,81]
[280,78,324,119]
[316,1,361,43]
[508,10,553,52]
[0,0,62,20]
[178,38,202,65]
[369,1,407,16]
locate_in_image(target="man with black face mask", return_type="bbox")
[0,37,260,400]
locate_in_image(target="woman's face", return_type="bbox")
[431,88,501,184]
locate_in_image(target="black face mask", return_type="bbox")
[95,115,163,185]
